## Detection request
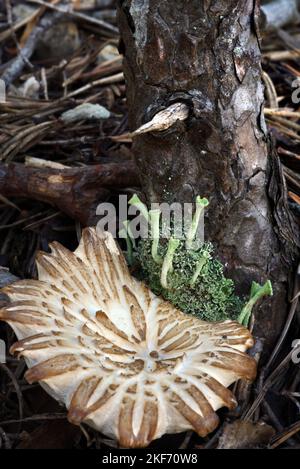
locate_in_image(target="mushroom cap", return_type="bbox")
[0,228,256,448]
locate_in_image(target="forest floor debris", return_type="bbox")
[0,0,299,450]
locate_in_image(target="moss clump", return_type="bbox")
[137,237,242,322]
[125,194,272,325]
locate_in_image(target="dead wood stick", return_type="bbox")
[1,11,63,86]
[0,161,139,225]
[261,0,300,31]
[0,9,41,43]
[27,0,119,35]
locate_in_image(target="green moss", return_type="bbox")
[127,194,272,325]
[137,237,242,322]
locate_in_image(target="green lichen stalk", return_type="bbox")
[149,209,163,265]
[238,280,273,326]
[129,194,271,324]
[137,237,242,321]
[129,194,149,222]
[160,238,180,289]
[186,196,209,250]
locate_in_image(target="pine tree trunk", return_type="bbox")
[117,0,298,353]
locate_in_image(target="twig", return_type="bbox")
[0,363,24,431]
[64,72,124,99]
[265,108,300,119]
[0,8,41,43]
[41,67,49,100]
[27,0,119,35]
[1,11,63,86]
[179,431,193,449]
[262,401,284,433]
[269,421,300,449]
[0,161,139,224]
[265,263,300,369]
[242,350,294,421]
[0,210,55,231]
[0,413,67,426]
[262,71,278,109]
[261,0,300,31]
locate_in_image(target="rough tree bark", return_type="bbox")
[117,0,299,353]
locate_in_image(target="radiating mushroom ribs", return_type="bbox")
[0,228,256,448]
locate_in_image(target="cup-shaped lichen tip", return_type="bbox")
[238,280,273,326]
[186,196,209,249]
[128,194,149,222]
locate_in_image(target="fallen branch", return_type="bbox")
[0,161,139,225]
[261,0,300,31]
[27,0,119,35]
[1,10,63,86]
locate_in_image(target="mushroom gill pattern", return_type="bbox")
[0,228,256,447]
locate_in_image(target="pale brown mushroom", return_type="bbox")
[0,228,256,448]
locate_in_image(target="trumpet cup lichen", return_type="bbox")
[137,237,242,322]
[128,195,272,324]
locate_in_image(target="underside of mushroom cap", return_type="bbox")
[0,228,256,448]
